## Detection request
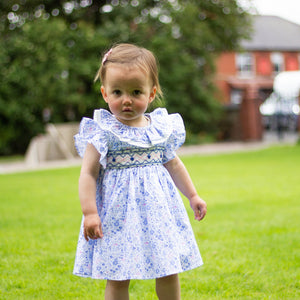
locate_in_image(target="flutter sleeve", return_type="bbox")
[162,113,186,164]
[74,117,108,168]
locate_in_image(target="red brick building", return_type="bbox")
[215,16,300,140]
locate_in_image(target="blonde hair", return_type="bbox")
[94,43,163,100]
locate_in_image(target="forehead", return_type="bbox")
[104,64,151,87]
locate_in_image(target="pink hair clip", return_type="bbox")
[102,48,113,65]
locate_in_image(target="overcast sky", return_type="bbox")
[238,0,300,25]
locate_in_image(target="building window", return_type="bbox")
[236,53,254,77]
[271,52,284,74]
[230,89,243,105]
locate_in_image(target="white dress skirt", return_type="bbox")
[73,108,203,280]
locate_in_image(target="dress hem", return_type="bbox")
[73,262,203,281]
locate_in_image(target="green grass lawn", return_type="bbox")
[0,146,299,299]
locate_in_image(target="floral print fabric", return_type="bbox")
[73,108,203,280]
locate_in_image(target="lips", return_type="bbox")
[122,108,133,112]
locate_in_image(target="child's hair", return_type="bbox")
[94,43,163,100]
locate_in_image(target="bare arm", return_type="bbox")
[164,155,207,221]
[78,143,103,240]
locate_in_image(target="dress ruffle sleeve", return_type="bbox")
[74,117,108,168]
[74,108,185,167]
[92,108,175,148]
[162,113,186,164]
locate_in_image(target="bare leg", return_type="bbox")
[156,274,180,300]
[105,280,130,300]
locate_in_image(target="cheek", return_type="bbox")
[134,99,149,112]
[106,98,121,112]
[108,101,120,111]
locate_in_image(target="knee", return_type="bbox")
[156,274,180,300]
[106,279,130,289]
[157,274,179,284]
[105,280,130,300]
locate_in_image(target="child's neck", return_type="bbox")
[115,115,150,127]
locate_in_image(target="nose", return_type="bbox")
[122,94,132,105]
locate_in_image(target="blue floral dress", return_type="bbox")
[73,108,203,280]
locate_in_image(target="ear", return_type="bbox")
[149,86,157,103]
[101,86,108,103]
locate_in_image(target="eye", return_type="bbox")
[132,90,142,96]
[113,89,121,96]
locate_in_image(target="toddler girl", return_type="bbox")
[73,43,207,300]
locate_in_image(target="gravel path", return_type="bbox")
[0,132,298,174]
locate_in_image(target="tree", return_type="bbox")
[0,0,252,155]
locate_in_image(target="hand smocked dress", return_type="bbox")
[73,108,203,280]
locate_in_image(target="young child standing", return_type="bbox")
[73,43,207,300]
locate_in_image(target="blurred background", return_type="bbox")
[0,0,299,158]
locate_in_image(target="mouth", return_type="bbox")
[122,108,133,112]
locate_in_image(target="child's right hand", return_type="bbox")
[83,213,104,241]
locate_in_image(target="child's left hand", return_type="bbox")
[189,195,207,221]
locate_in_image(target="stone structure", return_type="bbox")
[25,123,79,165]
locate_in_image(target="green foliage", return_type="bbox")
[0,17,109,154]
[0,0,252,154]
[0,146,299,298]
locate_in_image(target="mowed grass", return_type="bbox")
[0,145,299,299]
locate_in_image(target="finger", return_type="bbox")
[199,207,207,220]
[195,205,207,221]
[98,224,104,238]
[86,228,97,240]
[100,224,104,238]
[84,229,89,242]
[194,208,201,221]
[94,224,104,239]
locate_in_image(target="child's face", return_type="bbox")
[101,64,156,127]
